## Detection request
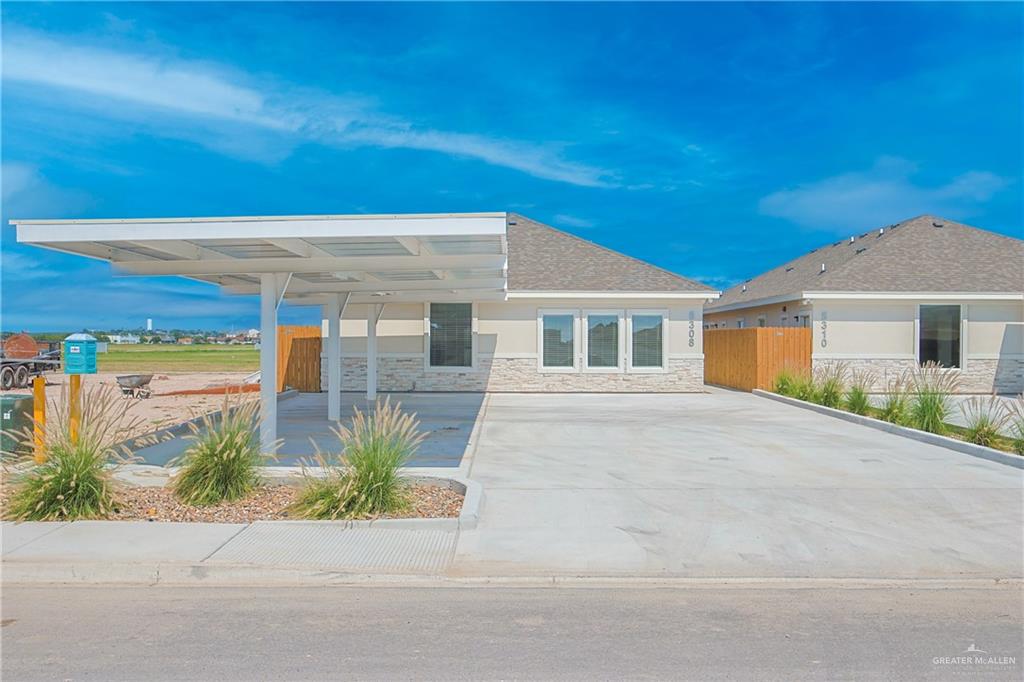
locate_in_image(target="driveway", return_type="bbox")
[453,390,1023,578]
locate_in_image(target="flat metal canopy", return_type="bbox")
[13,212,509,305]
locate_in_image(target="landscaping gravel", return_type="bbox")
[110,483,463,523]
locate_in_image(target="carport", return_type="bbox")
[13,213,509,451]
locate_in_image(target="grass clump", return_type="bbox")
[909,362,959,434]
[959,396,1008,448]
[5,385,147,521]
[170,395,269,506]
[1004,396,1024,456]
[812,362,847,408]
[291,398,425,520]
[844,369,876,416]
[877,373,912,426]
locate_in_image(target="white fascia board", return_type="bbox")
[507,290,719,300]
[224,277,506,296]
[803,291,1024,302]
[704,293,802,314]
[286,290,508,306]
[112,253,507,276]
[15,214,507,243]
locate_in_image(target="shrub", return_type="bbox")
[5,385,147,521]
[909,362,960,434]
[844,369,876,416]
[812,362,847,408]
[789,372,817,402]
[959,396,1008,448]
[170,395,268,506]
[878,373,912,426]
[773,367,797,396]
[291,398,425,520]
[1004,395,1024,456]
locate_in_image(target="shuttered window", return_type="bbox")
[429,303,472,367]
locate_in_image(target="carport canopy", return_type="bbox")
[14,212,510,451]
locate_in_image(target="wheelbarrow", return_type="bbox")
[116,374,154,399]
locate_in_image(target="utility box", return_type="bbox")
[63,333,98,375]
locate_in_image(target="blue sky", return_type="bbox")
[2,2,1021,331]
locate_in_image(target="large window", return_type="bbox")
[630,314,664,368]
[541,313,575,369]
[919,304,961,368]
[429,303,473,368]
[586,313,620,369]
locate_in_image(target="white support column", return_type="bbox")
[259,274,279,452]
[366,304,382,401]
[326,295,342,421]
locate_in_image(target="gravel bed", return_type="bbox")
[1,479,463,523]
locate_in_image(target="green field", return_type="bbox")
[98,344,259,373]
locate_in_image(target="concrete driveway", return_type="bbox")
[453,390,1023,579]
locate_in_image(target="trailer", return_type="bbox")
[0,333,61,390]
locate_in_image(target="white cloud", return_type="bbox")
[758,156,1009,231]
[1,162,92,218]
[552,213,595,229]
[2,31,614,188]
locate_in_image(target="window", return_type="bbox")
[429,303,473,368]
[630,314,664,369]
[586,312,620,369]
[780,316,788,326]
[736,319,745,329]
[541,312,575,369]
[757,316,767,328]
[919,305,961,368]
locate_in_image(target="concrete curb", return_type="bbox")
[2,561,1019,589]
[753,389,1024,469]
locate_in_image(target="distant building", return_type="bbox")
[177,337,194,345]
[245,328,260,340]
[107,334,141,344]
[146,318,153,331]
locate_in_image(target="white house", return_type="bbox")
[704,215,1024,394]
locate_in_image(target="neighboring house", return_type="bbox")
[704,215,1024,394]
[316,214,719,392]
[177,336,194,345]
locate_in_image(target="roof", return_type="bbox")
[708,215,1024,311]
[506,214,715,293]
[13,211,716,304]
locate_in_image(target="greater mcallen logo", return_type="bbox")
[932,644,1017,669]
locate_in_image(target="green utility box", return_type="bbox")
[1,393,33,457]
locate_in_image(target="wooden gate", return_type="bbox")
[704,327,811,391]
[277,325,322,392]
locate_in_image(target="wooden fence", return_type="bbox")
[277,325,322,392]
[704,327,811,391]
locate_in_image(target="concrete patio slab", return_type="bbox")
[452,390,1024,579]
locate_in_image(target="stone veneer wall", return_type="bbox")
[320,353,705,392]
[812,357,1024,394]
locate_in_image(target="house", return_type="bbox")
[13,211,719,449]
[317,214,719,393]
[704,215,1024,394]
[176,336,194,345]
[107,333,141,344]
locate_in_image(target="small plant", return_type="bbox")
[1004,395,1024,456]
[5,385,147,521]
[909,362,960,434]
[170,395,268,506]
[773,367,797,396]
[844,369,876,416]
[812,362,847,408]
[789,371,817,402]
[959,396,1008,448]
[878,373,912,426]
[291,398,425,520]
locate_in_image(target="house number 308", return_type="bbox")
[688,318,695,347]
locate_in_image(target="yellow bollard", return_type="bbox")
[33,376,46,463]
[69,374,82,444]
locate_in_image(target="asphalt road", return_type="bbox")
[2,585,1021,681]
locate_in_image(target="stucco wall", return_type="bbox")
[704,300,811,329]
[811,299,1023,394]
[318,298,707,392]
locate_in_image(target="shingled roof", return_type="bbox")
[708,215,1024,311]
[506,214,714,292]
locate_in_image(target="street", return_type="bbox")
[2,585,1021,680]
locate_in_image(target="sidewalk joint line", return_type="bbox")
[199,523,254,563]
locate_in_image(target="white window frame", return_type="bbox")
[537,308,579,373]
[626,309,669,373]
[424,301,478,372]
[582,308,625,373]
[915,303,963,371]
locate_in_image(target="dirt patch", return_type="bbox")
[110,483,463,523]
